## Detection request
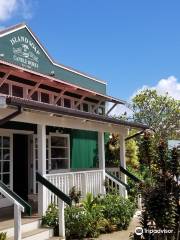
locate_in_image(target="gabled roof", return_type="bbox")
[0,23,106,85]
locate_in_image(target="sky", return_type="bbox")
[0,0,180,103]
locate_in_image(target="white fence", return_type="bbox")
[106,167,121,178]
[105,167,127,198]
[46,169,104,208]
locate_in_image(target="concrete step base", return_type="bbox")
[7,227,53,240]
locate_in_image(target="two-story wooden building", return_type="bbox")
[0,23,147,239]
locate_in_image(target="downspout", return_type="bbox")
[0,106,22,126]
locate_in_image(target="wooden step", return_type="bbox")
[0,217,41,238]
[7,227,53,240]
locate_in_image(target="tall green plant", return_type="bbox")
[138,140,180,240]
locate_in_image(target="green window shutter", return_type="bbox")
[71,130,98,169]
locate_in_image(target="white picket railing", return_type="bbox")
[46,169,104,208]
[106,167,121,179]
[105,171,127,198]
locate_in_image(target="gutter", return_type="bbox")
[5,96,149,130]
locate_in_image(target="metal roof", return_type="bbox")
[5,96,148,130]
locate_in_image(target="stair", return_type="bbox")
[0,217,54,240]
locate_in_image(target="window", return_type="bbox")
[0,136,11,199]
[98,107,104,115]
[30,91,38,101]
[41,92,49,103]
[50,135,70,172]
[0,83,9,95]
[83,103,89,112]
[12,85,23,98]
[56,98,62,106]
[64,98,71,108]
[75,101,81,110]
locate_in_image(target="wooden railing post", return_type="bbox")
[37,124,47,216]
[98,132,106,195]
[138,194,142,210]
[14,203,22,240]
[58,199,65,238]
[82,172,87,197]
[69,173,74,190]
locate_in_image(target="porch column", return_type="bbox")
[119,133,127,198]
[37,124,47,216]
[98,131,106,194]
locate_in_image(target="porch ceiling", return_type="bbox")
[3,95,148,131]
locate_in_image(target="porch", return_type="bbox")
[0,96,146,239]
[0,123,127,211]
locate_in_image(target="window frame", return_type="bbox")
[48,133,70,173]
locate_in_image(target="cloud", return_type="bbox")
[132,76,180,100]
[0,0,33,22]
[108,76,180,117]
[0,0,17,21]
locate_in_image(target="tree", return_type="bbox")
[137,136,180,240]
[105,131,139,168]
[132,89,180,141]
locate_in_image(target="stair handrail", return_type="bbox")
[119,166,142,183]
[0,180,32,215]
[0,180,32,240]
[105,170,130,191]
[36,172,72,238]
[36,172,72,206]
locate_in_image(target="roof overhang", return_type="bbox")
[0,59,125,105]
[3,96,148,130]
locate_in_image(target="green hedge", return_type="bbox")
[42,193,136,239]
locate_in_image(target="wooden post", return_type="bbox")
[37,124,47,216]
[82,172,87,197]
[138,194,142,210]
[14,204,22,240]
[119,133,127,198]
[58,199,65,238]
[98,131,106,194]
[69,173,74,189]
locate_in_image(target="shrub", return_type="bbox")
[65,206,92,239]
[42,193,136,239]
[0,232,7,240]
[101,194,136,230]
[42,203,58,228]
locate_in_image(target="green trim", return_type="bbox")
[0,180,32,216]
[36,172,72,206]
[105,170,130,191]
[119,166,142,183]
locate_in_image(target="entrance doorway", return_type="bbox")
[13,134,29,201]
